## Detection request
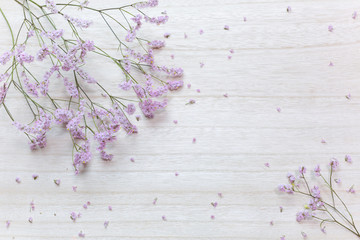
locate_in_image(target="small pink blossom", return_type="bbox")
[211,202,218,208]
[199,29,204,35]
[72,186,77,192]
[276,107,281,113]
[270,220,274,226]
[187,83,191,89]
[228,55,232,60]
[218,193,223,198]
[321,139,326,144]
[223,93,228,98]
[334,178,341,184]
[130,157,135,162]
[175,172,179,176]
[328,25,334,32]
[301,231,307,239]
[200,62,204,68]
[243,17,247,22]
[279,206,283,212]
[164,32,170,38]
[287,6,291,12]
[329,61,334,66]
[173,120,178,124]
[184,33,188,39]
[346,93,351,99]
[153,198,158,205]
[32,174,39,180]
[83,204,88,209]
[6,220,10,228]
[162,215,167,221]
[224,25,229,30]
[192,138,196,143]
[28,217,33,223]
[108,206,112,211]
[211,215,215,220]
[264,162,270,168]
[314,165,321,177]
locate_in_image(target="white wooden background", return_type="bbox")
[1,0,360,239]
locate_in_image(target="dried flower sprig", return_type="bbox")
[278,159,360,237]
[0,0,183,173]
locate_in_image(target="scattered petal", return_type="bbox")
[224,25,229,30]
[28,217,33,223]
[104,220,109,228]
[162,215,167,221]
[15,177,21,183]
[264,162,270,168]
[54,179,60,186]
[32,174,39,180]
[287,6,292,12]
[328,25,334,32]
[153,198,158,205]
[199,29,204,35]
[345,154,352,163]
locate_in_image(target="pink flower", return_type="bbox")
[108,206,112,211]
[32,174,39,180]
[72,186,77,192]
[28,217,33,223]
[287,6,291,12]
[78,231,85,238]
[162,215,167,221]
[199,29,204,35]
[328,25,334,32]
[218,193,223,198]
[264,162,270,168]
[153,198,158,205]
[6,220,10,228]
[15,177,21,183]
[164,33,170,38]
[224,25,229,30]
[278,184,293,194]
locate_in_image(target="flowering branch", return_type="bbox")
[0,0,183,173]
[278,158,360,238]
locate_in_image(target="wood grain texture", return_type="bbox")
[1,0,360,239]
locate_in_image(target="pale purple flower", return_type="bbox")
[223,93,228,98]
[276,107,281,112]
[63,14,92,28]
[187,99,196,105]
[311,186,321,199]
[15,177,21,183]
[279,206,283,212]
[173,120,178,124]
[104,220,109,228]
[296,210,311,222]
[83,204,88,209]
[130,157,135,162]
[264,162,270,168]
[211,202,218,208]
[78,231,85,238]
[218,193,223,198]
[119,81,132,91]
[30,200,35,211]
[170,54,174,59]
[192,137,196,143]
[196,89,200,93]
[0,51,13,65]
[321,138,326,144]
[345,154,352,163]
[6,220,10,228]
[139,98,167,118]
[211,215,215,220]
[32,174,39,180]
[287,173,295,184]
[184,33,188,39]
[54,179,60,186]
[287,6,291,12]
[0,83,8,104]
[352,11,357,19]
[229,49,234,54]
[187,83,191,89]
[28,217,33,223]
[280,236,285,240]
[329,158,339,171]
[0,73,9,82]
[135,0,159,8]
[200,62,204,68]
[329,61,334,66]
[167,80,183,90]
[299,166,306,175]
[162,215,167,221]
[228,55,232,60]
[70,212,81,222]
[347,185,355,194]
[321,226,326,234]
[278,184,293,194]
[108,206,112,211]
[45,0,58,14]
[153,198,158,205]
[224,25,229,30]
[42,29,64,40]
[72,186,77,192]
[164,33,170,38]
[175,172,179,176]
[199,29,204,35]
[148,40,165,49]
[346,93,351,99]
[270,220,274,226]
[328,25,334,32]
[314,165,321,177]
[243,17,247,22]
[125,103,136,115]
[27,30,35,38]
[334,178,341,184]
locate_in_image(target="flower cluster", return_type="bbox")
[0,0,183,173]
[278,158,360,237]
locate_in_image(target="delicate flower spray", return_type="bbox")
[0,0,183,174]
[278,158,360,238]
